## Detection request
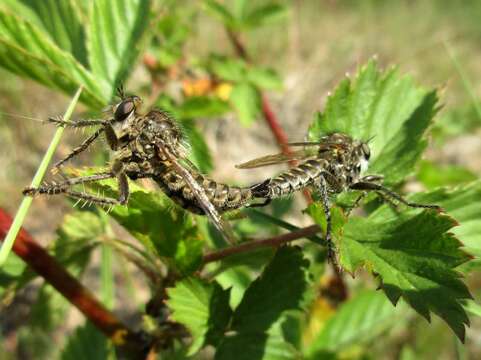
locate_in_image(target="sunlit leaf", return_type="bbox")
[0,10,104,107]
[16,0,88,66]
[87,0,152,98]
[309,60,438,185]
[341,208,472,341]
[416,160,477,190]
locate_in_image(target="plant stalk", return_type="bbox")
[0,208,148,355]
[0,87,82,266]
[202,224,321,264]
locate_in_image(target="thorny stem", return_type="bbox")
[0,209,148,357]
[202,224,321,264]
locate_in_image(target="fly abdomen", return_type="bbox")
[251,158,327,199]
[154,168,252,214]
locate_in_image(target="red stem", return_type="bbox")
[0,208,147,356]
[202,224,321,264]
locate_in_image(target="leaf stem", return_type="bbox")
[202,224,321,264]
[0,87,82,266]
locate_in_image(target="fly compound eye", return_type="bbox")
[114,97,137,122]
[361,143,371,160]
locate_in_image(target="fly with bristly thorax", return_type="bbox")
[23,88,257,244]
[236,132,443,267]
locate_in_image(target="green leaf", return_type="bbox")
[216,247,311,359]
[89,178,204,274]
[341,208,472,341]
[416,160,477,190]
[60,322,112,360]
[209,56,247,82]
[204,0,236,28]
[17,0,88,66]
[177,96,231,119]
[305,290,408,357]
[87,0,151,99]
[166,277,232,355]
[0,10,104,107]
[230,82,261,126]
[247,67,283,90]
[244,4,288,29]
[409,181,481,272]
[308,60,438,185]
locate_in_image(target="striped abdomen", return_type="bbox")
[250,158,329,199]
[154,168,252,214]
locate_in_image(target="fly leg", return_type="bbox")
[350,180,442,211]
[316,175,339,271]
[47,116,108,128]
[23,172,122,206]
[245,198,271,208]
[111,160,129,205]
[51,128,105,173]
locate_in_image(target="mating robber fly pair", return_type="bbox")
[23,89,441,265]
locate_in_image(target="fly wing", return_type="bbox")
[235,149,315,169]
[159,147,237,244]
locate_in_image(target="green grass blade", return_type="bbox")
[0,86,83,266]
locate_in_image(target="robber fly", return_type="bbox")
[23,88,254,243]
[236,132,442,266]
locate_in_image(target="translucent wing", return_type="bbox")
[159,147,237,244]
[235,149,316,169]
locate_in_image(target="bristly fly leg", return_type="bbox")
[316,174,340,272]
[47,116,108,128]
[350,180,443,211]
[51,128,105,172]
[23,171,129,206]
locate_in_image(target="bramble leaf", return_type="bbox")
[111,190,203,274]
[87,0,152,99]
[0,10,104,107]
[308,60,439,185]
[216,246,311,359]
[166,277,232,355]
[416,160,477,190]
[14,0,88,66]
[409,181,481,272]
[340,208,472,341]
[84,176,204,274]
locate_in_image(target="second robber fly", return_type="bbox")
[236,132,442,267]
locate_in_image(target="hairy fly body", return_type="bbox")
[23,90,255,243]
[237,133,442,267]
